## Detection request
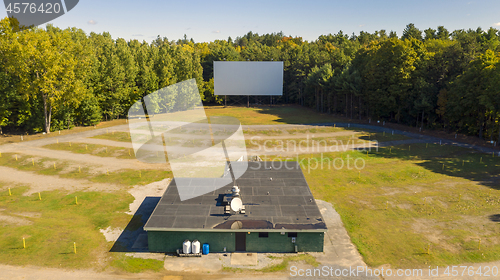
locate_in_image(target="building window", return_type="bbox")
[259,232,269,238]
[288,232,297,238]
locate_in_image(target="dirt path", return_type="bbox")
[0,166,122,195]
[0,144,166,172]
[0,264,163,280]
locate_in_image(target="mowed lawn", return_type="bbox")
[204,105,343,125]
[294,144,500,268]
[0,186,163,272]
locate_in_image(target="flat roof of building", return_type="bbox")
[144,161,327,232]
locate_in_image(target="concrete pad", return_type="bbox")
[313,200,369,269]
[164,254,222,273]
[230,253,258,266]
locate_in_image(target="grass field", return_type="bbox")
[285,144,500,268]
[204,105,342,125]
[0,119,128,145]
[92,131,132,142]
[0,186,163,272]
[43,142,134,159]
[2,105,500,272]
[0,153,172,186]
[245,132,410,151]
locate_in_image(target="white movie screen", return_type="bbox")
[214,61,284,96]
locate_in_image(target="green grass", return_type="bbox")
[205,105,342,125]
[259,254,319,272]
[91,169,172,186]
[43,142,134,159]
[0,187,134,269]
[92,132,132,142]
[286,127,344,134]
[222,254,319,273]
[0,153,172,186]
[111,255,164,273]
[361,131,411,142]
[244,132,408,151]
[294,144,500,268]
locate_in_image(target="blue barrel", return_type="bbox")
[202,243,209,255]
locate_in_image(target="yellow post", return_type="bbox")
[8,187,11,196]
[386,201,389,210]
[0,151,2,157]
[69,142,71,147]
[334,124,336,128]
[128,149,131,156]
[38,192,41,200]
[105,147,107,153]
[23,237,25,249]
[74,242,77,254]
[15,155,18,161]
[85,145,88,150]
[57,139,59,144]
[32,158,34,166]
[75,196,78,205]
[426,143,428,148]
[478,238,481,250]
[106,169,109,175]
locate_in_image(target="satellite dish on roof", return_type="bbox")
[230,197,243,212]
[231,220,243,229]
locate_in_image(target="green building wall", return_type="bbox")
[147,231,324,253]
[148,231,236,253]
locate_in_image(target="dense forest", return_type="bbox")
[1,18,500,141]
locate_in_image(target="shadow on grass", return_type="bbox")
[371,144,500,190]
[110,196,160,252]
[489,214,500,222]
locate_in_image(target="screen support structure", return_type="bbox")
[221,140,236,185]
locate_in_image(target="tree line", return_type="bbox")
[1,18,500,141]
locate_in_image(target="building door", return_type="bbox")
[235,232,246,251]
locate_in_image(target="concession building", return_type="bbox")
[144,161,326,253]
